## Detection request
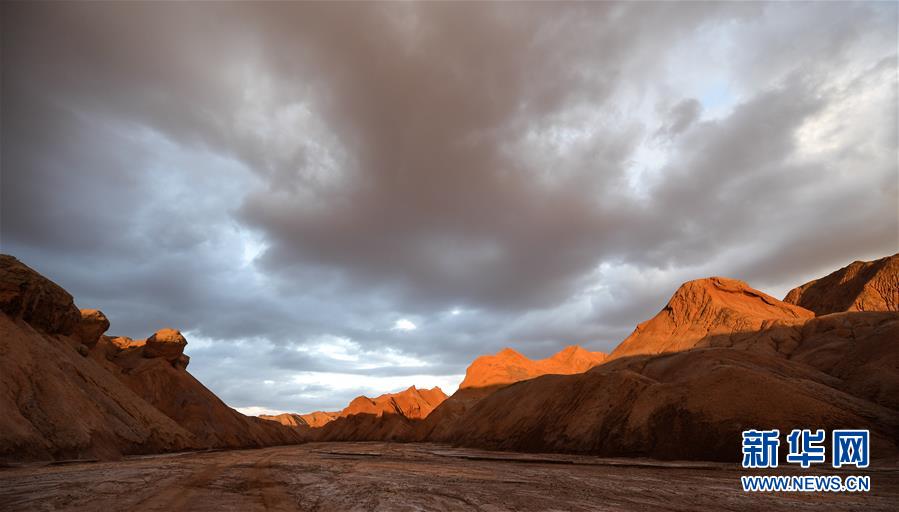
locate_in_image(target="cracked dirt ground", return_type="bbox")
[1,442,897,511]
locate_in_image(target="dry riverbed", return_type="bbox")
[1,442,897,511]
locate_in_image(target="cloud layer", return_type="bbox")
[2,2,896,413]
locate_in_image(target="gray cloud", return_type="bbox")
[2,2,896,412]
[656,98,702,139]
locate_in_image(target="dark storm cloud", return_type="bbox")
[2,2,896,412]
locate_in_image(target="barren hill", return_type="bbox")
[784,254,899,315]
[609,277,813,360]
[460,345,606,389]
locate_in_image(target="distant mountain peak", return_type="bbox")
[460,345,606,390]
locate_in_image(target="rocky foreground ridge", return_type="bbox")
[0,255,302,462]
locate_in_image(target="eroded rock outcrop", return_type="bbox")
[0,255,81,336]
[784,254,899,315]
[0,257,195,461]
[143,328,188,362]
[77,309,109,347]
[0,254,302,462]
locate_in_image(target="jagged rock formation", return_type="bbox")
[300,410,340,427]
[340,385,447,420]
[784,254,899,315]
[460,345,606,389]
[295,386,448,442]
[0,255,301,462]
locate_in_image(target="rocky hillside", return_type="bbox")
[608,277,813,360]
[255,254,899,462]
[431,259,899,461]
[0,255,302,462]
[784,253,898,314]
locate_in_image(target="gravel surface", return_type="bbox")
[1,442,897,511]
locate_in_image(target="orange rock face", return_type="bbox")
[339,385,447,420]
[608,277,813,360]
[143,328,188,361]
[259,413,309,428]
[460,345,606,389]
[300,411,340,427]
[784,254,898,315]
[77,309,110,347]
[258,411,339,428]
[305,386,448,442]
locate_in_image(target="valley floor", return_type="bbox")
[1,442,897,511]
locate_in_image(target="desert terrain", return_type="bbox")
[3,442,898,512]
[2,253,898,510]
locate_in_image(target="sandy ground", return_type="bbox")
[1,442,897,511]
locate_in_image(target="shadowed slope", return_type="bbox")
[784,254,899,315]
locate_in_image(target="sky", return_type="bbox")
[2,2,897,415]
